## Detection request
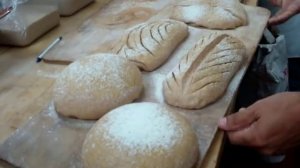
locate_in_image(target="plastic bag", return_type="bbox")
[236,29,289,108]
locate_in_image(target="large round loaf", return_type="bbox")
[53,54,143,120]
[81,102,199,168]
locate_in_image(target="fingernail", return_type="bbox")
[239,108,246,112]
[218,118,227,128]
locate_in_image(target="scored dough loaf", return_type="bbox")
[171,0,247,29]
[81,102,199,168]
[163,33,246,109]
[53,53,143,120]
[113,19,188,71]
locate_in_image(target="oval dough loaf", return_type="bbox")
[53,54,143,120]
[163,33,246,109]
[113,19,188,71]
[171,0,247,29]
[82,102,199,168]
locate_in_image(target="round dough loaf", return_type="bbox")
[53,54,143,120]
[81,102,199,168]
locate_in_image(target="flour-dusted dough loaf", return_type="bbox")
[53,54,143,120]
[82,102,199,168]
[171,0,247,29]
[163,34,246,109]
[113,19,188,71]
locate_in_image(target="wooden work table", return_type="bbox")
[0,0,259,167]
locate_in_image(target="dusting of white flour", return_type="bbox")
[182,5,207,21]
[54,54,138,104]
[102,103,182,153]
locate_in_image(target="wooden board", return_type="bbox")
[0,0,113,146]
[43,0,261,63]
[44,0,174,63]
[0,1,114,167]
[0,2,270,168]
[0,0,267,167]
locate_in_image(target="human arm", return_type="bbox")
[268,0,300,25]
[218,92,300,155]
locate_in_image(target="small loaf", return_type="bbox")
[53,54,143,120]
[163,33,246,109]
[113,19,188,71]
[171,0,247,29]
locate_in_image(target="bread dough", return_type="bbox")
[53,54,143,120]
[171,0,247,29]
[163,33,246,109]
[113,19,188,71]
[0,4,59,46]
[81,102,199,168]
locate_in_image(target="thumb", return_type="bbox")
[218,108,258,131]
[269,6,299,25]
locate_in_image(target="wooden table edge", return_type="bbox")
[200,100,235,168]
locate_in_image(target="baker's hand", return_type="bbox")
[268,0,300,25]
[218,92,300,155]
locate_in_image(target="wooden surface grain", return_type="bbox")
[0,1,105,167]
[0,0,261,167]
[0,0,108,145]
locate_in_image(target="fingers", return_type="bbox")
[228,126,280,155]
[218,108,258,131]
[228,126,281,155]
[269,6,299,25]
[227,123,258,146]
